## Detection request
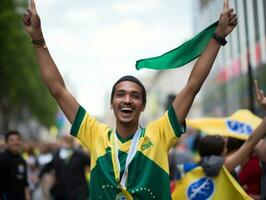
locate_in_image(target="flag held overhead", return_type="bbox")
[135,21,218,70]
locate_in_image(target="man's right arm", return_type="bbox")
[23,0,78,123]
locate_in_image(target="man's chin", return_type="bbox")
[118,116,135,125]
[120,119,133,124]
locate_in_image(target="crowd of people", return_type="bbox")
[1,0,266,199]
[0,134,90,200]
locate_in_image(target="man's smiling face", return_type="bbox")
[111,81,145,125]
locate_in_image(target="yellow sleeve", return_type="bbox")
[148,105,186,152]
[70,106,109,151]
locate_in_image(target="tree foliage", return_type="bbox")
[0,0,57,131]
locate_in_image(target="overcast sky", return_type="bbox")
[35,0,193,116]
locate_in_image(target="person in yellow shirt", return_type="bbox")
[23,0,237,199]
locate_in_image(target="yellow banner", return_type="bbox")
[187,109,262,140]
[172,166,251,200]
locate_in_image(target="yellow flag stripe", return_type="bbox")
[187,109,262,140]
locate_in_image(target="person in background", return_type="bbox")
[255,139,266,200]
[169,137,194,181]
[37,142,54,200]
[225,137,244,181]
[172,81,266,199]
[195,116,266,179]
[172,118,266,199]
[0,130,31,200]
[254,80,266,200]
[39,135,90,200]
[23,140,40,197]
[0,135,6,152]
[238,152,261,200]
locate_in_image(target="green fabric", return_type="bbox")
[136,21,218,70]
[127,152,171,200]
[116,132,135,143]
[116,128,145,143]
[89,150,171,200]
[168,105,186,137]
[70,106,86,137]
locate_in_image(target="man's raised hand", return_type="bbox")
[23,0,43,40]
[216,0,237,38]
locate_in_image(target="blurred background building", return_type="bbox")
[193,0,266,117]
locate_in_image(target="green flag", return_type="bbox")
[136,21,218,70]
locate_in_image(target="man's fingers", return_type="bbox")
[229,13,237,21]
[30,0,37,13]
[229,16,237,25]
[27,8,33,16]
[23,14,31,26]
[223,0,229,11]
[23,14,31,21]
[229,13,237,19]
[224,8,234,15]
[23,18,30,26]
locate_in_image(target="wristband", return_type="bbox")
[212,32,227,46]
[31,38,47,49]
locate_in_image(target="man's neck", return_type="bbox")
[116,123,139,139]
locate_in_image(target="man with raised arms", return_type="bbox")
[23,0,237,199]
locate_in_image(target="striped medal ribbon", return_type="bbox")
[111,127,142,200]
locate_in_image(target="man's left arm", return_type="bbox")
[173,0,237,124]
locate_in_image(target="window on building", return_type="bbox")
[253,0,259,41]
[234,0,241,53]
[243,0,249,47]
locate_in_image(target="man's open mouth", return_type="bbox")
[120,107,133,114]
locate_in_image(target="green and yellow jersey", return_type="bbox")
[70,105,185,200]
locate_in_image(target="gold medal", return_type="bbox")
[116,192,126,200]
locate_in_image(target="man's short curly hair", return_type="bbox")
[110,75,146,106]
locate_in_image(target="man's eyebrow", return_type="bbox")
[132,91,141,95]
[115,89,126,93]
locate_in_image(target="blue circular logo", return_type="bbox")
[226,120,253,135]
[187,177,214,200]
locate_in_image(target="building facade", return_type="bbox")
[194,0,266,117]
